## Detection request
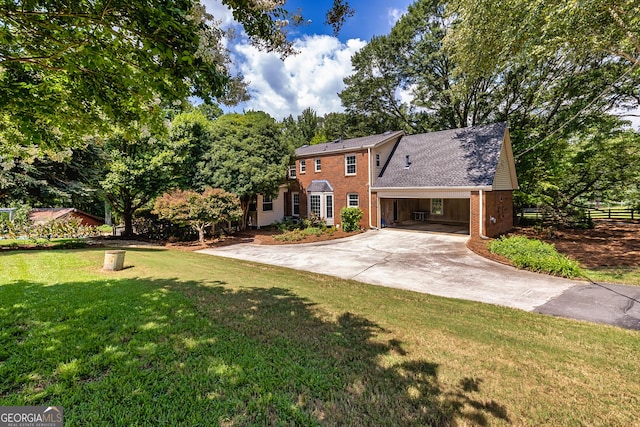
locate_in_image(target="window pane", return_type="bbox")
[310,195,321,216]
[326,195,333,218]
[292,193,300,215]
[315,158,321,171]
[262,195,273,211]
[348,194,359,207]
[345,155,356,174]
[431,198,443,215]
[300,160,306,173]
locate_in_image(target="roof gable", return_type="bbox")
[373,122,508,189]
[295,131,404,158]
[29,208,103,225]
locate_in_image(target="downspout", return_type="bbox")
[479,189,489,239]
[368,147,378,229]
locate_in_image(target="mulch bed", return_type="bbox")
[166,229,362,251]
[512,220,640,268]
[467,220,640,268]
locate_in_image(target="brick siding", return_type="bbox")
[295,150,371,229]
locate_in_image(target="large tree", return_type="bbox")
[0,144,106,215]
[340,0,504,133]
[0,0,356,152]
[340,0,640,220]
[196,111,292,228]
[100,131,180,237]
[447,0,640,73]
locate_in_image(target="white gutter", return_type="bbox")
[371,186,493,192]
[368,147,377,229]
[479,189,489,239]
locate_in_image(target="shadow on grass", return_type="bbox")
[0,276,509,426]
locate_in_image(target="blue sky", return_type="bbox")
[203,0,413,120]
[283,0,412,43]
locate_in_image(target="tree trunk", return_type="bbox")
[122,197,135,238]
[197,226,205,244]
[240,199,251,230]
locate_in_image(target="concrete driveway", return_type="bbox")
[198,229,577,311]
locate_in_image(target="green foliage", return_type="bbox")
[339,0,640,223]
[0,0,310,152]
[132,208,195,242]
[196,112,293,228]
[302,213,327,229]
[488,236,583,278]
[272,226,336,242]
[340,207,363,232]
[447,0,640,76]
[100,131,182,237]
[0,145,107,215]
[0,216,98,241]
[272,214,335,242]
[153,188,242,243]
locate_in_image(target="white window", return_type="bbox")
[262,195,273,211]
[310,194,321,217]
[314,158,321,172]
[348,193,359,207]
[325,194,333,219]
[431,198,443,215]
[288,165,296,178]
[300,160,306,174]
[292,192,300,216]
[345,154,356,175]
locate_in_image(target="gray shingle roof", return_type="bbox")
[307,180,334,192]
[373,122,507,188]
[296,131,404,157]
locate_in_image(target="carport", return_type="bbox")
[376,189,471,235]
[370,123,518,238]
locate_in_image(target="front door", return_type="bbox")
[309,192,334,226]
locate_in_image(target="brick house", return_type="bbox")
[286,122,518,238]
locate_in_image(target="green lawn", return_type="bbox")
[0,238,88,249]
[1,249,638,426]
[583,267,640,286]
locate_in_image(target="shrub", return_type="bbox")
[488,236,583,278]
[133,208,195,241]
[302,213,326,229]
[0,216,100,241]
[340,207,363,232]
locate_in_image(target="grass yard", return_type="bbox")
[1,249,638,426]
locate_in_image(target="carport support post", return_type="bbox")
[479,189,488,239]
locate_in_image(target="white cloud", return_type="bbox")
[199,0,367,120]
[387,8,405,26]
[201,0,236,28]
[232,36,366,119]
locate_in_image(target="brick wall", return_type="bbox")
[295,150,371,228]
[470,190,514,238]
[484,190,514,237]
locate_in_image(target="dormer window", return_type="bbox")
[404,155,411,168]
